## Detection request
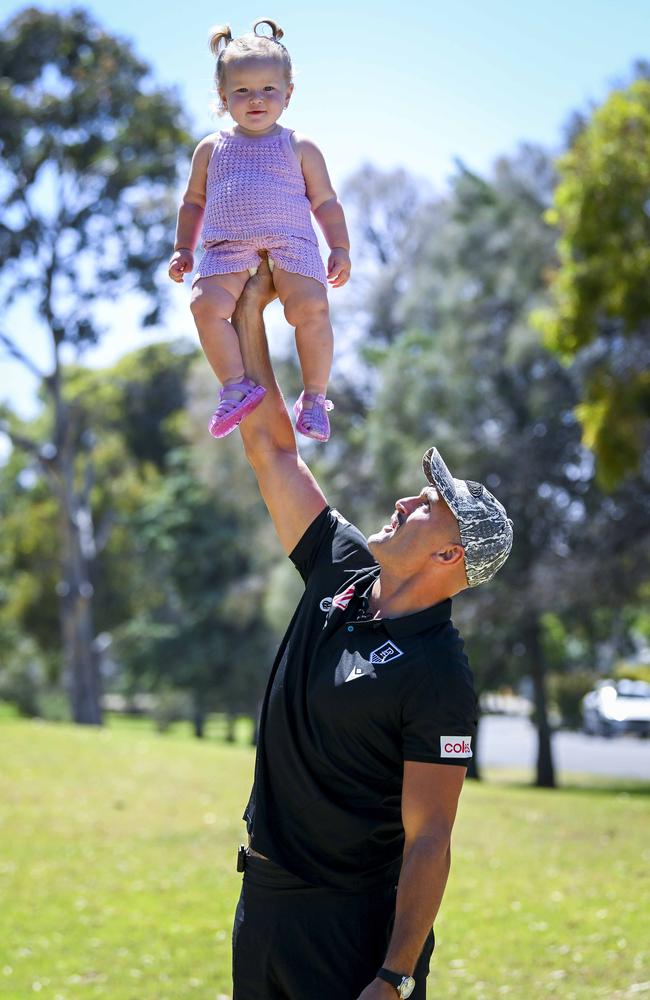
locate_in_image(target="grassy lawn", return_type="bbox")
[1,715,648,1000]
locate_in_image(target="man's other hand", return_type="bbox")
[356,978,397,1000]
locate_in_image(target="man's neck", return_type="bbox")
[368,571,451,620]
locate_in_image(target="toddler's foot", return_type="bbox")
[209,377,266,439]
[293,391,334,442]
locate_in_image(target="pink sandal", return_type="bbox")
[209,377,266,439]
[293,391,334,442]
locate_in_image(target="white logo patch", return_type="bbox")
[440,737,473,758]
[319,597,333,612]
[345,666,368,683]
[369,641,404,665]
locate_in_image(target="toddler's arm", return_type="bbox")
[168,137,213,283]
[293,135,351,288]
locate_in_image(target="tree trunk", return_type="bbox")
[225,714,237,743]
[527,619,556,788]
[192,691,205,739]
[59,432,102,726]
[466,713,481,780]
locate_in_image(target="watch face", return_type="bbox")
[399,977,416,999]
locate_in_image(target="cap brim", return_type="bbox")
[422,447,462,518]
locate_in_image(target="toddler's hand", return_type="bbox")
[168,248,194,283]
[327,248,351,288]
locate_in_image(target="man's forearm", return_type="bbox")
[383,836,452,974]
[232,295,296,454]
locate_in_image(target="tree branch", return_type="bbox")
[0,419,63,496]
[95,510,116,554]
[0,331,46,382]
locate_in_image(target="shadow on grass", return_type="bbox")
[479,769,650,797]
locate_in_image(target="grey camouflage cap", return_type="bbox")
[422,447,513,587]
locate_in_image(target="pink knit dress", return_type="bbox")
[194,127,327,287]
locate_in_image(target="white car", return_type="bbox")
[582,679,650,738]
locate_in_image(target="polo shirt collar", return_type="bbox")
[382,599,452,637]
[350,566,453,637]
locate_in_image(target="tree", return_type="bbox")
[534,77,650,488]
[343,148,650,787]
[116,447,276,738]
[0,9,193,723]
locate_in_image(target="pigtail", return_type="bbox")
[253,18,284,41]
[209,24,233,57]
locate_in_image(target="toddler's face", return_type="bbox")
[221,57,293,133]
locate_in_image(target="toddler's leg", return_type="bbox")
[190,271,250,386]
[272,270,333,396]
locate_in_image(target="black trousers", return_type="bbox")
[232,854,435,1000]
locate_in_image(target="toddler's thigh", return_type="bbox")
[190,271,250,318]
[273,270,329,324]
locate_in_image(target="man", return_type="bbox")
[228,261,513,1000]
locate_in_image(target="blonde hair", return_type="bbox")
[209,19,293,116]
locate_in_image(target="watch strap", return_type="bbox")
[377,967,405,989]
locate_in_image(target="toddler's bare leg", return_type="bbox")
[272,269,333,399]
[190,271,251,388]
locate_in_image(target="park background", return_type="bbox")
[1,1,649,998]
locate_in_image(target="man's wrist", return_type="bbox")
[375,977,397,994]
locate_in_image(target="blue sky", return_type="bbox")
[1,0,649,419]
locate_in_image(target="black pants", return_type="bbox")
[232,854,434,1000]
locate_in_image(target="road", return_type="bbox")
[479,714,650,780]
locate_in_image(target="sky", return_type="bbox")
[1,0,649,420]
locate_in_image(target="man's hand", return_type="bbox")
[237,254,278,314]
[327,247,351,288]
[356,978,396,1000]
[168,248,194,283]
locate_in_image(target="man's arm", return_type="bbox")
[357,762,467,1000]
[232,260,328,555]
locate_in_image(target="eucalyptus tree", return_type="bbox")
[345,147,649,787]
[0,8,193,722]
[535,74,650,488]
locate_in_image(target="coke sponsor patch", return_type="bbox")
[440,736,473,758]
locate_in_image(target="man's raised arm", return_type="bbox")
[232,259,328,555]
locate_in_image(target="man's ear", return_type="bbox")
[435,544,465,566]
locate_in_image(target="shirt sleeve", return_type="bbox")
[289,507,374,585]
[289,507,337,584]
[401,657,479,767]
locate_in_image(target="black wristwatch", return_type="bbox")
[377,967,416,998]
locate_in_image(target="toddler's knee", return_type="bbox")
[190,285,236,323]
[284,290,329,329]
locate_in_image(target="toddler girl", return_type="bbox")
[168,19,351,441]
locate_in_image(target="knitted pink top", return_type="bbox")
[202,127,318,246]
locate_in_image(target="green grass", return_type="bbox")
[1,718,648,1000]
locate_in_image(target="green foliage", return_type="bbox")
[0,6,193,335]
[614,661,650,683]
[340,149,649,786]
[547,671,599,729]
[534,79,650,487]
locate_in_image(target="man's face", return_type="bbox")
[368,487,463,575]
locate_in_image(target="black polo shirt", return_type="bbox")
[244,507,478,891]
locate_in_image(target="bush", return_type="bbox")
[0,640,47,717]
[37,688,72,723]
[548,670,599,729]
[151,689,192,733]
[614,661,650,684]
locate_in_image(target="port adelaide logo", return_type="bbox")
[369,641,403,665]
